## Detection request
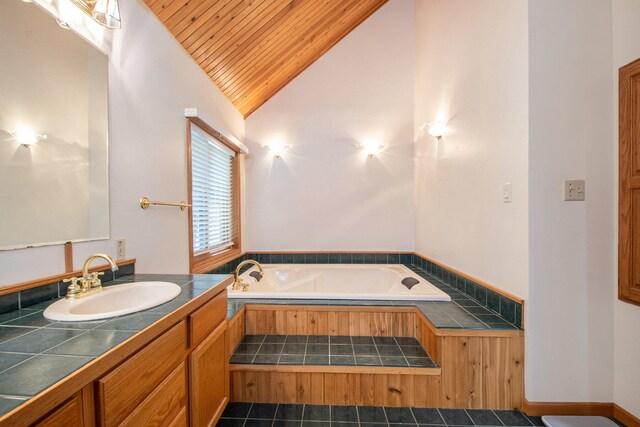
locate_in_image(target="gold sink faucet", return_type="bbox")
[232,260,263,292]
[64,253,119,299]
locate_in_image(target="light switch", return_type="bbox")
[502,183,512,203]
[563,180,585,201]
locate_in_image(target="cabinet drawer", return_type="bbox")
[120,361,187,427]
[35,393,83,427]
[168,407,187,427]
[97,321,188,427]
[190,289,227,347]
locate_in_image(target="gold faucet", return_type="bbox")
[232,260,263,292]
[64,254,119,299]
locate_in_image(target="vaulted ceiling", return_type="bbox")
[144,0,388,117]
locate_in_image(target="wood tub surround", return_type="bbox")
[0,274,233,426]
[228,304,524,410]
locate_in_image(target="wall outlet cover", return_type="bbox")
[502,183,512,203]
[115,239,126,260]
[563,180,585,201]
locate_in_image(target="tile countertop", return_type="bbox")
[0,273,229,417]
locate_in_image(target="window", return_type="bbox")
[187,117,241,273]
[619,57,640,306]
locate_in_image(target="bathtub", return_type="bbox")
[227,264,451,301]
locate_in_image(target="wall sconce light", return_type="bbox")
[264,142,290,159]
[68,0,121,29]
[360,140,384,158]
[11,127,47,148]
[420,121,447,141]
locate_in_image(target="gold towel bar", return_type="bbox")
[140,196,191,211]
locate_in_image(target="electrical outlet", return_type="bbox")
[115,239,126,260]
[502,183,512,203]
[563,180,585,201]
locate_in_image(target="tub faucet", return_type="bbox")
[64,254,119,300]
[233,260,263,292]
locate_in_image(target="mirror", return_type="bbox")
[0,0,109,250]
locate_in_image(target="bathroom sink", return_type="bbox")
[43,281,182,321]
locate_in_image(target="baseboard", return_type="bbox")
[523,400,613,417]
[615,404,640,427]
[523,400,640,427]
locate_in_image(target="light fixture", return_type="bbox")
[68,0,121,29]
[264,142,290,159]
[55,18,71,30]
[11,126,47,148]
[420,121,447,141]
[360,140,384,158]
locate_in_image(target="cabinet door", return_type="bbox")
[189,321,228,427]
[34,393,84,427]
[120,362,188,427]
[97,321,188,427]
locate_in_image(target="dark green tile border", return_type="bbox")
[411,254,523,328]
[208,252,523,328]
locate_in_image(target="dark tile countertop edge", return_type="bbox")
[227,266,522,332]
[0,273,230,418]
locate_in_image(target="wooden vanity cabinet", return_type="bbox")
[189,321,229,427]
[96,320,189,427]
[17,286,230,427]
[94,289,229,427]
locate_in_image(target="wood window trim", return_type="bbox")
[619,57,640,306]
[187,117,242,274]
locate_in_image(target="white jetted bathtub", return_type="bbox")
[227,264,451,301]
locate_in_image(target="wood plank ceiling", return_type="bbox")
[144,0,388,117]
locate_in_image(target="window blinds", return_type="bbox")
[191,125,236,256]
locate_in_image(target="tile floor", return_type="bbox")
[230,335,437,368]
[216,402,546,426]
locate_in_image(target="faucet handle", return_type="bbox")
[63,277,82,299]
[88,271,104,288]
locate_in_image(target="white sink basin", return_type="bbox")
[43,281,182,321]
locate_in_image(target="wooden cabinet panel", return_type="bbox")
[619,58,640,305]
[35,393,83,427]
[97,321,188,427]
[120,362,188,427]
[190,290,227,348]
[190,321,229,427]
[167,408,187,427]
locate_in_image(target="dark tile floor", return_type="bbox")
[230,335,437,368]
[217,402,546,426]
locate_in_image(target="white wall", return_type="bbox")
[612,0,640,417]
[413,0,529,299]
[242,1,415,252]
[527,0,614,404]
[0,0,244,285]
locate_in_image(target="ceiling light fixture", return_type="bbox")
[68,0,121,29]
[55,18,71,29]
